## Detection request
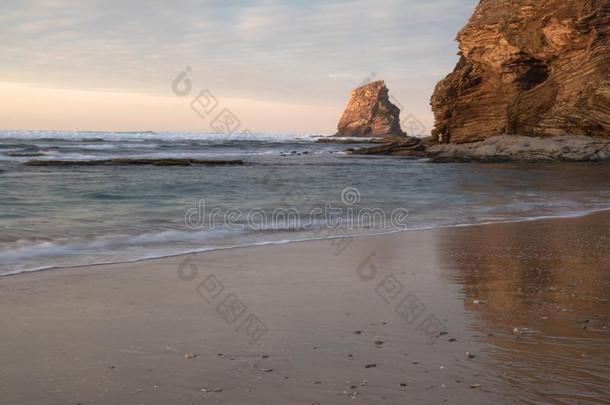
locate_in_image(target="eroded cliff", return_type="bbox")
[431,0,610,143]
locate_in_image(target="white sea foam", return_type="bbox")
[0,229,236,262]
[2,207,609,277]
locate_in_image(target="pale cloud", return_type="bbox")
[235,1,287,38]
[0,0,479,133]
[328,73,360,79]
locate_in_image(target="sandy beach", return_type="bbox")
[3,1,610,404]
[1,212,609,405]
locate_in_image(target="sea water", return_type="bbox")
[1,130,610,275]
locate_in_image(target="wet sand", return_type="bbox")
[1,212,609,404]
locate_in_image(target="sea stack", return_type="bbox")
[431,0,610,144]
[336,80,406,137]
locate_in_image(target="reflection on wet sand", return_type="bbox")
[438,212,610,404]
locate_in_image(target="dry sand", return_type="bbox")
[1,212,609,404]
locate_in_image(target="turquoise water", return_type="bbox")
[1,130,610,275]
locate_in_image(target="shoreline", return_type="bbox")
[1,210,609,404]
[4,206,610,278]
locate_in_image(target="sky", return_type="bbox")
[0,0,479,135]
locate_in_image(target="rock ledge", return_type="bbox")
[428,135,610,162]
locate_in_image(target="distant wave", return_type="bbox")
[0,130,316,142]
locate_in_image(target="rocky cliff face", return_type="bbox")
[431,0,610,144]
[336,81,406,137]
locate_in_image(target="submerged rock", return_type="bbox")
[314,137,389,144]
[349,137,430,157]
[24,158,244,167]
[6,152,46,157]
[431,0,610,144]
[336,81,406,138]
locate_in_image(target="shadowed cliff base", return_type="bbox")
[426,135,610,162]
[348,135,610,162]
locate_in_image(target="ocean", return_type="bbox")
[1,130,610,276]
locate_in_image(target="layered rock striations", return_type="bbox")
[431,0,610,144]
[336,81,406,137]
